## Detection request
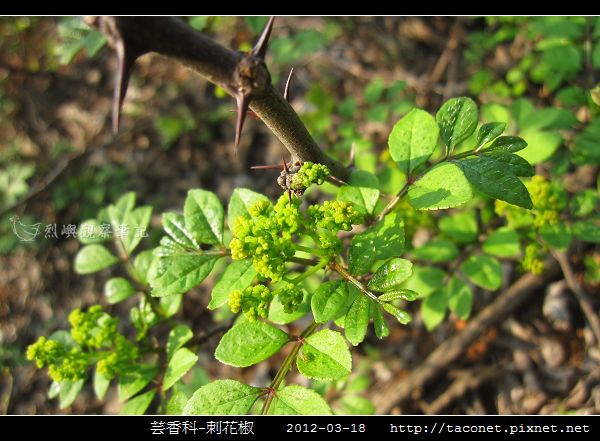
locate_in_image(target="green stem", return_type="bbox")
[329,261,380,303]
[375,182,410,224]
[294,244,325,256]
[261,321,319,415]
[290,258,329,285]
[451,149,478,160]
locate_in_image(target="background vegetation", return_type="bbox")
[0,16,598,414]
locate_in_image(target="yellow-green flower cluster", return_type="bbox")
[495,176,566,230]
[522,243,544,275]
[69,305,118,349]
[276,282,304,313]
[230,195,300,281]
[228,285,273,321]
[308,200,364,231]
[26,336,88,382]
[290,162,331,193]
[96,335,139,379]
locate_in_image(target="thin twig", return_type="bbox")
[368,257,561,413]
[551,249,600,346]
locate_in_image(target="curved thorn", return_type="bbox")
[251,16,275,60]
[112,38,138,134]
[348,142,356,168]
[282,156,289,173]
[283,67,294,101]
[235,92,250,149]
[328,175,348,186]
[250,164,285,170]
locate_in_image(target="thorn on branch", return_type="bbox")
[113,39,142,134]
[251,16,275,60]
[234,92,250,149]
[283,67,294,101]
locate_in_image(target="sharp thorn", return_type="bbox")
[112,38,138,135]
[251,16,275,60]
[282,156,289,173]
[287,189,292,207]
[234,92,250,149]
[250,164,285,170]
[348,142,356,168]
[283,67,294,101]
[328,175,348,186]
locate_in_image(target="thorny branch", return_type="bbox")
[86,16,350,181]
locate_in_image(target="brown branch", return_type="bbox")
[368,257,561,413]
[551,249,600,346]
[88,16,349,181]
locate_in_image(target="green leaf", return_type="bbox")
[378,289,419,302]
[344,295,371,346]
[570,190,599,217]
[476,122,506,147]
[483,135,527,153]
[269,289,311,325]
[167,325,193,360]
[337,170,380,215]
[408,162,473,210]
[133,249,158,285]
[593,43,600,69]
[368,258,413,292]
[163,348,198,391]
[517,130,562,164]
[456,157,533,209]
[436,97,479,151]
[104,277,135,304]
[446,277,473,320]
[370,302,389,339]
[349,212,405,275]
[74,244,118,274]
[460,255,503,290]
[519,107,578,132]
[151,255,219,296]
[341,395,376,415]
[78,219,109,244]
[439,211,478,244]
[482,151,534,177]
[311,281,351,323]
[270,385,333,415]
[297,329,352,380]
[120,206,152,255]
[118,364,158,401]
[483,227,521,257]
[160,294,183,317]
[381,302,412,324]
[166,390,188,414]
[572,219,600,243]
[227,188,270,232]
[401,265,446,298]
[184,189,224,245]
[209,259,257,309]
[388,108,439,175]
[364,78,385,104]
[184,380,261,415]
[539,222,572,250]
[215,320,289,367]
[412,239,458,263]
[121,389,156,415]
[161,212,199,250]
[58,379,84,409]
[482,103,510,124]
[421,288,448,331]
[93,368,110,400]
